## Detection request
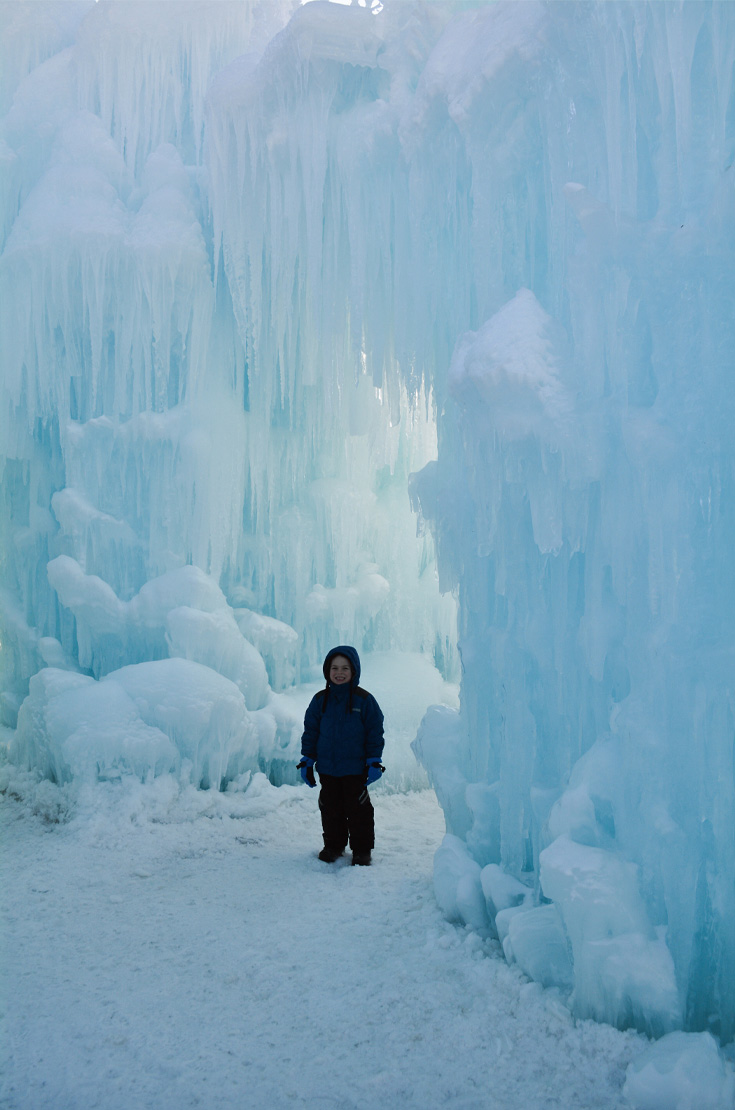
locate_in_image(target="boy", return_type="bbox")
[298,645,384,865]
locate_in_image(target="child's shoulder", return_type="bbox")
[354,686,383,712]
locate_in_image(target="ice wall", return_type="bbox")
[0,0,456,759]
[1,0,733,1042]
[405,2,735,1041]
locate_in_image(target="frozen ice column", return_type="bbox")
[410,0,735,1039]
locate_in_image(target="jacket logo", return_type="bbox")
[351,707,362,713]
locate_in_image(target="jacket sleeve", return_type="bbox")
[363,695,385,762]
[300,694,322,760]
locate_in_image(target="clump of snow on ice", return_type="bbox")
[623,1031,735,1110]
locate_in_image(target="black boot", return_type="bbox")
[351,851,371,866]
[318,846,344,863]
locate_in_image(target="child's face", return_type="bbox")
[329,655,353,685]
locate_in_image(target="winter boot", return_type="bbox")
[318,846,344,863]
[351,851,371,866]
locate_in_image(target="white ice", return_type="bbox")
[624,1032,735,1110]
[0,773,667,1110]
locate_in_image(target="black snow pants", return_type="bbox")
[318,774,374,854]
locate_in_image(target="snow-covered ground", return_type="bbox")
[1,774,647,1110]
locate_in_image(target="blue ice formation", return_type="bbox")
[0,0,455,789]
[406,2,735,1043]
[1,0,733,1041]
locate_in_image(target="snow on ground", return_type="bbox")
[0,774,647,1110]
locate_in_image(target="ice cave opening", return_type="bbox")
[1,0,734,1050]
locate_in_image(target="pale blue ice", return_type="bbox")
[0,0,733,1060]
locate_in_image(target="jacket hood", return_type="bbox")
[323,645,361,686]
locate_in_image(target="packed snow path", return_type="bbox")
[1,782,644,1109]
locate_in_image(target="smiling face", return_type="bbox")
[328,655,353,685]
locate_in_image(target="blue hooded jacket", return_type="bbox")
[300,646,384,777]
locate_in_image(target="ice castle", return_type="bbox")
[1,0,733,1042]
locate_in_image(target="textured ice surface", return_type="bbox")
[0,0,455,763]
[11,657,260,788]
[1,0,733,1042]
[505,904,573,993]
[623,1032,735,1110]
[433,833,490,934]
[406,1,735,1041]
[541,836,680,1035]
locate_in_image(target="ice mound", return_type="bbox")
[231,604,299,692]
[11,559,305,788]
[46,559,269,709]
[504,905,573,992]
[540,836,680,1035]
[433,833,490,934]
[623,1032,735,1110]
[12,658,259,789]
